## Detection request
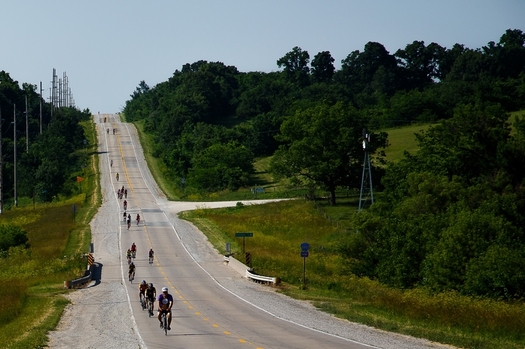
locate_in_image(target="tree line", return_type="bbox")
[0,71,91,207]
[123,29,525,200]
[124,29,525,300]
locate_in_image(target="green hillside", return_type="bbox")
[381,123,431,162]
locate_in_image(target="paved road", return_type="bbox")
[100,115,375,349]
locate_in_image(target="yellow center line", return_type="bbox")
[114,125,134,192]
[114,121,262,348]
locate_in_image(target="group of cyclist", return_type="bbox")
[128,246,172,330]
[127,245,153,273]
[118,186,127,200]
[110,129,173,332]
[122,211,141,230]
[137,280,173,330]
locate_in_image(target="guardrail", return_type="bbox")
[64,259,96,289]
[224,255,280,285]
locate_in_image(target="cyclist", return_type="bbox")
[123,200,127,210]
[126,249,132,264]
[136,213,141,225]
[127,219,131,230]
[139,280,148,307]
[128,262,135,282]
[124,189,127,199]
[116,172,119,181]
[110,159,113,167]
[148,248,154,263]
[123,211,127,222]
[130,242,137,258]
[146,283,157,315]
[157,287,173,330]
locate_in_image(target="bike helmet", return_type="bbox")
[141,280,146,285]
[162,287,168,292]
[148,283,153,288]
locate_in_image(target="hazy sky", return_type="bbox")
[1,1,524,113]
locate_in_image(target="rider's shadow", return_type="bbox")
[87,262,102,287]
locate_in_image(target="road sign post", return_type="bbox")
[235,232,253,254]
[300,242,310,289]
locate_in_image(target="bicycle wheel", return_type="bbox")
[164,314,168,335]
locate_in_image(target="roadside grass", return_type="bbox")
[0,118,99,347]
[133,119,180,200]
[182,199,525,349]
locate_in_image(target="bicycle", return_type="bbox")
[140,294,146,311]
[147,298,154,317]
[149,255,154,265]
[160,312,168,335]
[127,220,131,230]
[131,250,136,259]
[128,271,135,283]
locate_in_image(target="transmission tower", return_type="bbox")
[359,128,374,211]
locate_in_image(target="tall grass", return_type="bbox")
[0,118,98,347]
[0,280,27,325]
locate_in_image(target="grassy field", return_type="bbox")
[381,123,431,162]
[0,119,100,349]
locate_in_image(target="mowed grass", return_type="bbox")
[381,123,432,162]
[132,119,181,200]
[182,199,525,349]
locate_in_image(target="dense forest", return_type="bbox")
[123,29,525,300]
[0,71,91,207]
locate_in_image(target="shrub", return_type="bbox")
[0,225,29,253]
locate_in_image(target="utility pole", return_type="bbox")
[13,104,17,207]
[25,95,28,152]
[51,68,56,117]
[0,108,3,214]
[40,81,43,134]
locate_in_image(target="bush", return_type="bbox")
[0,225,29,253]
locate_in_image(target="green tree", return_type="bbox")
[270,102,386,205]
[187,142,254,191]
[310,51,335,83]
[277,46,310,86]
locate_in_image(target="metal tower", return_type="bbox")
[359,128,374,211]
